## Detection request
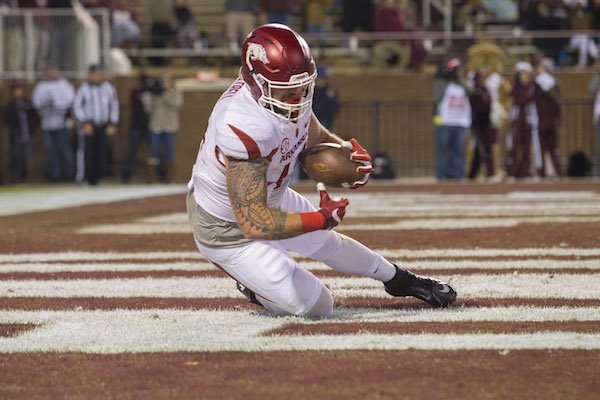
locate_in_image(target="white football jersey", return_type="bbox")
[191,79,311,222]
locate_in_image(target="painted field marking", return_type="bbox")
[77,215,600,234]
[1,309,600,353]
[2,248,600,264]
[0,274,599,299]
[1,259,599,273]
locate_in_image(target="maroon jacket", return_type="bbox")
[535,83,561,132]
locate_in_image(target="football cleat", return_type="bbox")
[384,265,457,307]
[236,283,263,307]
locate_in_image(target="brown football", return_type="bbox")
[299,143,364,188]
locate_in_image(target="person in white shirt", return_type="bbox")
[187,24,457,317]
[433,58,472,180]
[32,63,76,182]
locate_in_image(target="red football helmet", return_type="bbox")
[240,24,317,122]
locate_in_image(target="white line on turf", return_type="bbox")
[76,215,600,234]
[2,248,600,264]
[0,309,599,353]
[1,259,599,273]
[0,274,599,299]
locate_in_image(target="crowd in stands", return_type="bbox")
[2,1,600,69]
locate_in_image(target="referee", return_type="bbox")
[73,64,119,185]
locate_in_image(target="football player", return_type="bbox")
[187,24,456,317]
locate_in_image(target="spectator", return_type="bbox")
[518,0,536,28]
[372,0,426,70]
[121,70,151,182]
[174,0,199,48]
[590,0,600,30]
[143,73,182,183]
[483,0,518,22]
[302,0,333,33]
[534,57,563,177]
[20,0,51,70]
[455,0,492,33]
[147,0,176,65]
[312,65,339,130]
[468,69,496,179]
[4,82,37,184]
[341,0,374,33]
[506,61,537,178]
[32,63,76,182]
[566,0,597,67]
[590,68,600,175]
[110,0,140,48]
[225,0,258,54]
[433,58,472,181]
[73,64,119,185]
[529,0,568,62]
[260,0,293,25]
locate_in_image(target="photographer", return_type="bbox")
[143,73,183,183]
[122,70,151,182]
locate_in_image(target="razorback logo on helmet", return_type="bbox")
[246,43,270,67]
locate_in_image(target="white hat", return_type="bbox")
[515,61,533,73]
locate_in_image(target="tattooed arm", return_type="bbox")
[226,157,307,240]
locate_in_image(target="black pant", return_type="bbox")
[85,125,107,185]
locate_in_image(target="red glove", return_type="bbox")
[317,182,349,229]
[342,138,373,189]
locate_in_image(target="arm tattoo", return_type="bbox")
[226,158,291,240]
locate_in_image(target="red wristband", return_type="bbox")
[300,211,326,233]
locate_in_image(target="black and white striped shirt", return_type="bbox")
[73,81,119,126]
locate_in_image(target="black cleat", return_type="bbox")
[236,283,263,307]
[384,265,457,307]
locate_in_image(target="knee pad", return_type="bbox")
[303,285,334,318]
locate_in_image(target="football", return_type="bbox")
[299,143,365,188]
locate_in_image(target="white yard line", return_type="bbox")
[0,259,599,273]
[2,248,600,264]
[0,309,599,353]
[77,215,600,234]
[0,185,187,216]
[0,274,599,299]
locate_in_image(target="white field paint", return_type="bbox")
[2,248,600,264]
[0,309,600,353]
[0,184,187,216]
[0,274,599,299]
[1,259,599,273]
[76,215,600,234]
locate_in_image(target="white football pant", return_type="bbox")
[194,188,396,317]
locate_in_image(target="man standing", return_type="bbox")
[434,58,472,181]
[187,24,456,317]
[73,64,119,186]
[4,82,37,184]
[32,63,76,182]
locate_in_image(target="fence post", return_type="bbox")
[24,10,34,81]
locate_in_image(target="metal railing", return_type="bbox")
[0,5,109,80]
[337,99,597,177]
